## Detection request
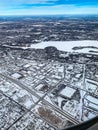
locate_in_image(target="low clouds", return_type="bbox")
[0,0,98,7]
[0,0,58,5]
[0,0,98,15]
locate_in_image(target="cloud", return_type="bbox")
[0,0,98,15]
[0,0,59,10]
[0,4,98,15]
[0,0,58,5]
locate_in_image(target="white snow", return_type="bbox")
[30,40,98,54]
[35,84,44,91]
[23,64,31,68]
[85,79,98,93]
[24,100,33,108]
[11,73,22,79]
[4,40,98,55]
[85,95,98,105]
[59,87,76,98]
[89,103,98,110]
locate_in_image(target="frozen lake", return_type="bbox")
[30,40,98,54]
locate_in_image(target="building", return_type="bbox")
[84,94,98,112]
[59,86,76,99]
[11,72,23,79]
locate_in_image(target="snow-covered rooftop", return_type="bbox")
[85,95,98,105]
[11,73,23,79]
[59,86,76,99]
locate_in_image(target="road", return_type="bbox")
[0,73,40,99]
[0,72,80,125]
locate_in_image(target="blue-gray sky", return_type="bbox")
[0,0,98,15]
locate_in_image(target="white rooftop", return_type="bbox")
[85,95,98,106]
[11,73,22,79]
[23,64,31,68]
[59,86,76,98]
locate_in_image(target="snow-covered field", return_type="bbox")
[30,40,98,54]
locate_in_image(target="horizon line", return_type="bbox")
[0,14,98,16]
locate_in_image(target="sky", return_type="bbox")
[0,0,98,15]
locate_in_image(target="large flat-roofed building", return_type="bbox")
[11,72,23,79]
[84,94,98,111]
[85,79,98,93]
[59,86,76,99]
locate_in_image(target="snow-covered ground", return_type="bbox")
[3,40,98,54]
[30,40,98,54]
